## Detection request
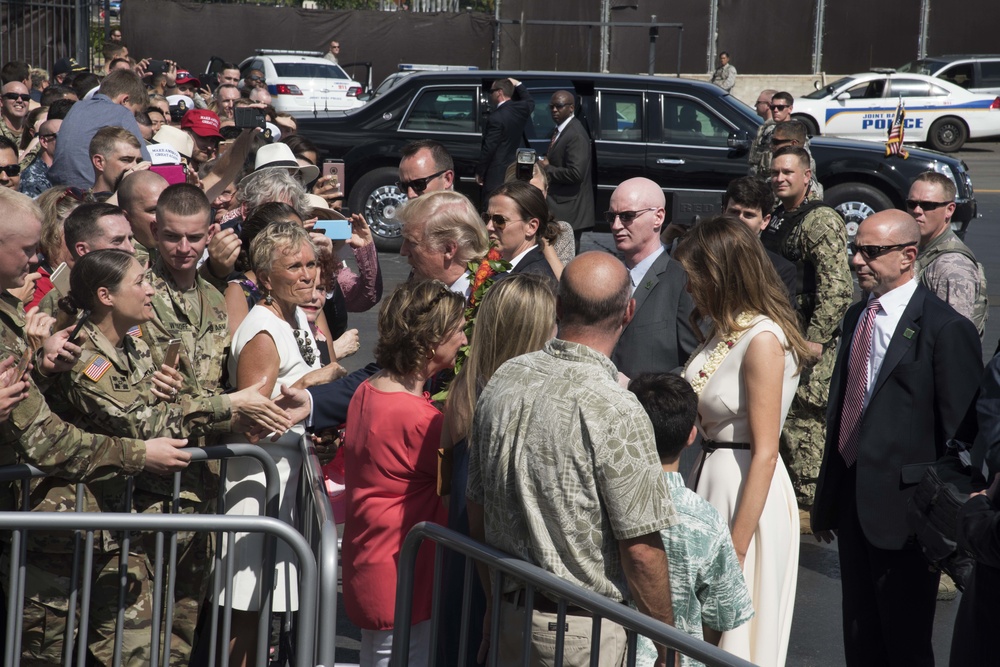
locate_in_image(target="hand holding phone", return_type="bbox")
[67,309,91,345]
[163,338,182,368]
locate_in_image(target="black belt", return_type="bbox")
[504,589,592,617]
[702,440,751,453]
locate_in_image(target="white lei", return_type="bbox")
[684,312,757,395]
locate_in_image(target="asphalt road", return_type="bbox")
[333,140,1000,664]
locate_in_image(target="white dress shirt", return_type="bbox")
[507,244,538,272]
[628,244,666,295]
[450,271,473,300]
[863,278,918,408]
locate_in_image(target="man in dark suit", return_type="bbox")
[722,176,797,299]
[476,78,534,199]
[812,209,982,667]
[608,177,698,379]
[539,90,594,248]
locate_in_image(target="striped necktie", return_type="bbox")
[837,298,881,467]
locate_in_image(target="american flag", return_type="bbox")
[126,325,142,338]
[83,356,112,382]
[885,98,909,159]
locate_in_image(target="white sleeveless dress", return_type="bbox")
[220,305,320,612]
[684,316,800,667]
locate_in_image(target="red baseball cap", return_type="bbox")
[181,109,223,138]
[175,70,202,87]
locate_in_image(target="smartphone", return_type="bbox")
[234,106,265,130]
[218,139,234,156]
[312,219,352,240]
[163,338,182,368]
[67,309,91,345]
[49,262,70,295]
[323,159,345,189]
[150,164,187,185]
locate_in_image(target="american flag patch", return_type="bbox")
[83,356,112,382]
[126,325,142,338]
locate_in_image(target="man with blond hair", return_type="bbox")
[89,127,142,195]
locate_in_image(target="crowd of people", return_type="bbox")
[0,41,996,667]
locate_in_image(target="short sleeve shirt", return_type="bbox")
[467,339,676,601]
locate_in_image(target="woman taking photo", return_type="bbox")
[343,280,466,667]
[222,222,346,667]
[483,180,560,280]
[674,215,811,666]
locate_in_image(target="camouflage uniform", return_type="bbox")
[132,238,155,269]
[135,255,232,665]
[915,228,988,339]
[762,190,853,509]
[747,120,775,178]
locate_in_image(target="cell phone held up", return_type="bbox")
[234,107,266,131]
[67,309,91,345]
[163,338,182,369]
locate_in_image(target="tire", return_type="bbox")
[927,117,968,153]
[824,183,894,246]
[348,166,407,253]
[793,114,819,137]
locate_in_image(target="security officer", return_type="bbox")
[762,146,853,526]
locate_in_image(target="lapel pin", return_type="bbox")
[903,328,915,339]
[644,281,652,290]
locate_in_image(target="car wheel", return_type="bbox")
[824,183,894,246]
[927,117,968,153]
[793,114,819,136]
[348,167,406,253]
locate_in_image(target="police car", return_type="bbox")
[238,50,365,114]
[792,71,1000,152]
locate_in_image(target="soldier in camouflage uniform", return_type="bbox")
[908,171,988,339]
[747,89,777,178]
[762,146,853,516]
[0,188,189,666]
[117,169,169,268]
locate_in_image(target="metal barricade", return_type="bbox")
[295,434,339,667]
[0,444,290,667]
[393,522,756,667]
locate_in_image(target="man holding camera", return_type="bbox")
[539,90,594,250]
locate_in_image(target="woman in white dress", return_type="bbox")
[220,222,347,667]
[674,216,815,666]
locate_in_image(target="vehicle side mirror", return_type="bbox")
[728,131,752,151]
[836,92,850,101]
[814,80,821,90]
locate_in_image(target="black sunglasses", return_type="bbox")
[489,87,502,94]
[38,132,57,141]
[0,164,20,177]
[481,212,520,230]
[848,242,917,260]
[247,75,266,83]
[770,104,789,111]
[604,208,657,224]
[549,102,571,109]
[396,169,447,195]
[2,93,30,102]
[905,199,951,211]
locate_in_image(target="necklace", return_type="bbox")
[293,328,317,366]
[684,312,757,395]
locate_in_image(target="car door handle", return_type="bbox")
[657,158,685,165]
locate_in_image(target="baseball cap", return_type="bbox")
[181,109,223,139]
[175,70,202,88]
[53,57,87,77]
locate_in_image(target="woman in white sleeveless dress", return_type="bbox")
[674,217,815,666]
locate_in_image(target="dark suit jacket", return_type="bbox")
[510,246,557,281]
[545,117,595,231]
[307,363,379,432]
[477,83,534,197]
[611,250,699,379]
[812,285,982,549]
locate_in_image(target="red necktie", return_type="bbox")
[837,298,881,467]
[548,127,559,153]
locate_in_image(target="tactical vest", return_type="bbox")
[918,228,988,334]
[761,200,837,324]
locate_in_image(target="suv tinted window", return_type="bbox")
[939,63,975,89]
[599,92,643,142]
[981,61,1000,84]
[402,87,477,133]
[273,63,347,79]
[660,96,731,147]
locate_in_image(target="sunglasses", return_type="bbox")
[481,212,522,230]
[905,199,951,211]
[489,87,502,94]
[38,132,57,141]
[770,104,789,111]
[0,164,20,177]
[248,75,266,83]
[2,93,30,103]
[848,242,916,260]
[396,169,447,195]
[770,137,794,146]
[604,207,657,224]
[549,102,571,109]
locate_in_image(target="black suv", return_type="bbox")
[297,70,978,252]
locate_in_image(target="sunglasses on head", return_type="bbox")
[2,93,30,103]
[0,164,20,177]
[396,169,447,195]
[604,207,657,224]
[905,199,951,211]
[770,104,789,111]
[848,242,916,260]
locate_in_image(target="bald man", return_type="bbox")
[607,177,697,379]
[468,251,675,667]
[117,169,168,265]
[813,209,982,667]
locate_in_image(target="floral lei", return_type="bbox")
[431,244,510,401]
[684,311,757,395]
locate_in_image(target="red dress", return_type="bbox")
[342,380,448,630]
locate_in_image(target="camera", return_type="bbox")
[515,148,537,182]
